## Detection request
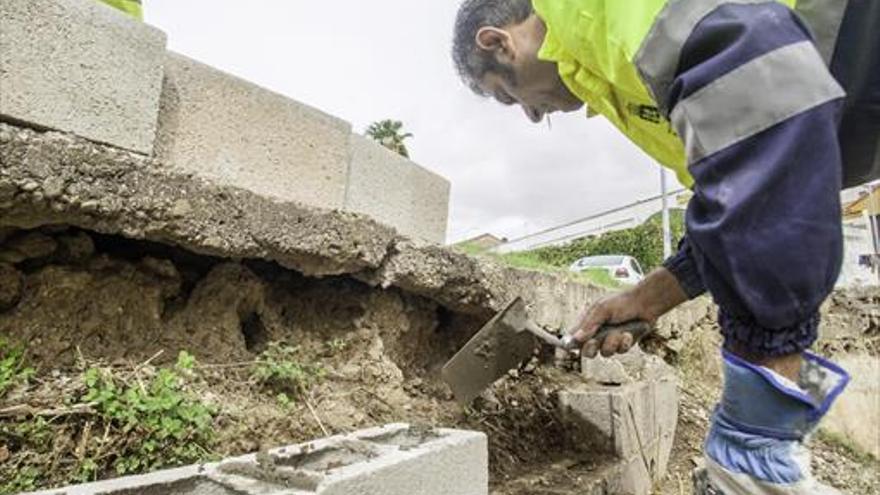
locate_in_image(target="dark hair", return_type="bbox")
[452,0,534,96]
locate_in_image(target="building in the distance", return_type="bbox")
[839,184,880,287]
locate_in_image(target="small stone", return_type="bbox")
[42,177,65,199]
[170,199,192,218]
[19,180,39,192]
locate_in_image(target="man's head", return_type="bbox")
[453,0,583,122]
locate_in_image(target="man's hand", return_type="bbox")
[570,268,689,358]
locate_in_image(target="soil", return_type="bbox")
[0,225,877,494]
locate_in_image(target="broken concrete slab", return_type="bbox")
[22,424,488,495]
[0,123,602,329]
[0,0,166,154]
[559,358,679,495]
[155,53,352,211]
[346,135,450,244]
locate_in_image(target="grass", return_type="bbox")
[453,243,622,289]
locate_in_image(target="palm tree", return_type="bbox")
[365,120,413,158]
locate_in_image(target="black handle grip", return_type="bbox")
[592,320,654,343]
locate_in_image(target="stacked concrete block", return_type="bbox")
[0,0,166,154]
[154,53,353,211]
[346,135,450,244]
[23,424,488,495]
[560,349,679,495]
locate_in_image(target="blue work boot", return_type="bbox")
[693,350,849,494]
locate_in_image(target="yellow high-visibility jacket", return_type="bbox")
[99,0,142,20]
[531,0,851,188]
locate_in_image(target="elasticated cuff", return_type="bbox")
[662,239,707,299]
[719,309,820,357]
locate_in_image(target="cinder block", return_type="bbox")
[560,359,679,495]
[346,135,450,244]
[0,0,166,154]
[155,53,352,210]
[22,424,488,495]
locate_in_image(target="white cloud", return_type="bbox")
[144,1,683,243]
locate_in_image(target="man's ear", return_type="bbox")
[476,27,516,64]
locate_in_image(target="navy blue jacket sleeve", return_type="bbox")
[663,3,845,356]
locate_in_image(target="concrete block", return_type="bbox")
[560,362,679,495]
[23,424,488,495]
[0,0,166,154]
[346,135,450,244]
[155,53,352,210]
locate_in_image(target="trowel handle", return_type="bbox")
[560,321,653,351]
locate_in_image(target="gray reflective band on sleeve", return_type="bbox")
[634,0,768,115]
[670,41,845,164]
[794,0,849,65]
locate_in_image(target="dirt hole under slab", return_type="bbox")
[0,225,610,494]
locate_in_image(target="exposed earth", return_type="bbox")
[0,226,877,494]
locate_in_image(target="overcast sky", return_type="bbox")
[145,1,683,243]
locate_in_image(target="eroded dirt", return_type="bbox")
[0,226,606,493]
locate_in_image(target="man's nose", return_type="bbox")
[522,105,544,123]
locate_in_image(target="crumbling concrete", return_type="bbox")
[21,424,488,495]
[155,53,353,211]
[0,123,601,329]
[0,0,166,154]
[560,350,680,495]
[346,135,450,244]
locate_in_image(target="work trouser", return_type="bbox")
[831,0,880,188]
[693,351,849,494]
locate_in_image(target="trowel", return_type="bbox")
[441,297,652,404]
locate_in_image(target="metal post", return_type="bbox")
[661,168,672,259]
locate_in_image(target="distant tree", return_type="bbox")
[365,120,413,158]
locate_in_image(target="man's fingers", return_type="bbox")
[572,302,609,343]
[583,331,635,358]
[600,331,625,357]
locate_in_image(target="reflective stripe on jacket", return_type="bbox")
[531,0,862,188]
[99,0,142,20]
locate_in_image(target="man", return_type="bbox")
[452,0,878,493]
[99,0,142,20]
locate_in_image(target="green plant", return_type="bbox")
[0,338,33,398]
[327,338,347,354]
[276,392,292,409]
[365,119,414,158]
[82,351,216,475]
[252,343,324,397]
[513,209,686,273]
[0,467,39,494]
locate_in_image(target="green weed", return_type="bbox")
[82,351,216,475]
[252,343,324,397]
[0,338,33,398]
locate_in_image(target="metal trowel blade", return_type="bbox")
[440,297,539,404]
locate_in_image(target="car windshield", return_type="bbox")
[575,256,625,267]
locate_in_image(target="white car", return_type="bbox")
[569,255,645,285]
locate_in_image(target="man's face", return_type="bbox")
[480,67,584,123]
[471,18,584,123]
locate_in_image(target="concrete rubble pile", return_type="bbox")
[0,0,681,493]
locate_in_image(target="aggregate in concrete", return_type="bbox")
[0,0,166,154]
[346,134,450,244]
[155,53,352,211]
[0,123,603,329]
[21,424,488,495]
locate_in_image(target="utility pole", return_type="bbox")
[661,167,672,259]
